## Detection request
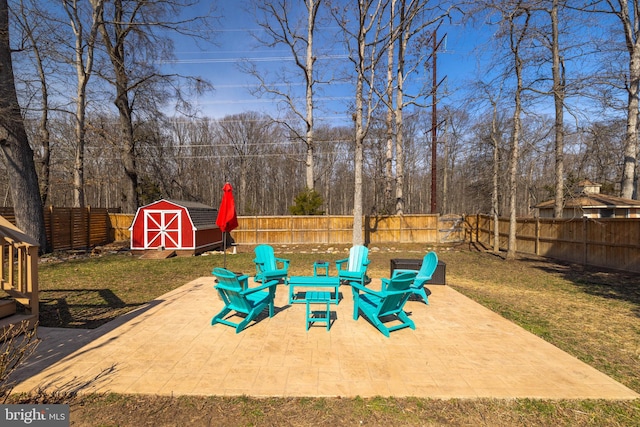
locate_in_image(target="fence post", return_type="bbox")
[255,214,258,245]
[535,217,540,256]
[582,217,588,266]
[68,208,76,250]
[326,214,330,244]
[86,206,91,248]
[48,205,54,251]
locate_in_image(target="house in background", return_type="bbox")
[534,180,640,219]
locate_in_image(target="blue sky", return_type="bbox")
[162,1,482,124]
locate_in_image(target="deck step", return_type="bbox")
[0,299,16,319]
[0,314,37,339]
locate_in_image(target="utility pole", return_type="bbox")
[425,24,446,214]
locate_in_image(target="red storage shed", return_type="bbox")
[130,199,223,256]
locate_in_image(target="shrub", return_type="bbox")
[0,321,39,402]
[289,188,325,215]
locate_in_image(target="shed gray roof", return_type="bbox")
[164,199,218,229]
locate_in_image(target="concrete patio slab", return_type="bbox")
[10,277,639,399]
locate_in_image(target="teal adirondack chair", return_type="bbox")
[392,251,438,304]
[253,244,290,284]
[336,245,370,286]
[211,267,278,333]
[351,271,418,337]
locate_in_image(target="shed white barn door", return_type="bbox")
[144,210,182,249]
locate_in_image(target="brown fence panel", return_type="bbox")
[403,215,439,243]
[326,216,353,244]
[231,215,353,245]
[514,218,537,254]
[254,216,293,244]
[89,208,111,246]
[586,218,640,272]
[109,213,133,241]
[48,207,73,250]
[476,214,640,274]
[543,219,584,263]
[0,207,116,251]
[366,215,401,244]
[289,216,329,243]
[233,217,257,245]
[110,214,439,246]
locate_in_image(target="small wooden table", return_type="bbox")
[305,291,331,331]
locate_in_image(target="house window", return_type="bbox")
[600,209,614,218]
[615,209,629,218]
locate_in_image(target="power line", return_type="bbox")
[165,54,349,64]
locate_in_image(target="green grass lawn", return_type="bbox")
[10,243,640,426]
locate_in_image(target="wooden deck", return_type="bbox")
[0,216,39,336]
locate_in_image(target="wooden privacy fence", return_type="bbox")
[109,213,463,245]
[0,207,118,252]
[4,207,640,274]
[470,214,640,274]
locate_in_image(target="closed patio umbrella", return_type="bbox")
[216,182,238,268]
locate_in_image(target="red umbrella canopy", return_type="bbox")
[216,182,239,233]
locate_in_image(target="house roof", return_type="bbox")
[534,193,640,209]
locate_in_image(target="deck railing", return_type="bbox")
[0,216,39,330]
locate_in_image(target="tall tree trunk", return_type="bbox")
[623,48,639,198]
[507,7,529,260]
[551,0,565,216]
[65,0,102,208]
[304,0,318,190]
[394,0,406,215]
[615,0,640,199]
[353,52,365,245]
[384,0,396,208]
[98,0,138,213]
[118,103,138,213]
[490,98,500,253]
[24,10,52,206]
[0,0,48,251]
[36,56,50,206]
[351,0,378,246]
[73,78,87,208]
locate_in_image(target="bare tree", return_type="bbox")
[383,0,396,210]
[95,0,215,213]
[505,3,530,259]
[334,0,388,245]
[550,0,565,216]
[214,112,281,214]
[246,0,323,191]
[598,0,640,199]
[488,88,505,252]
[63,0,103,208]
[11,0,57,206]
[440,106,471,214]
[0,0,47,250]
[390,0,449,215]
